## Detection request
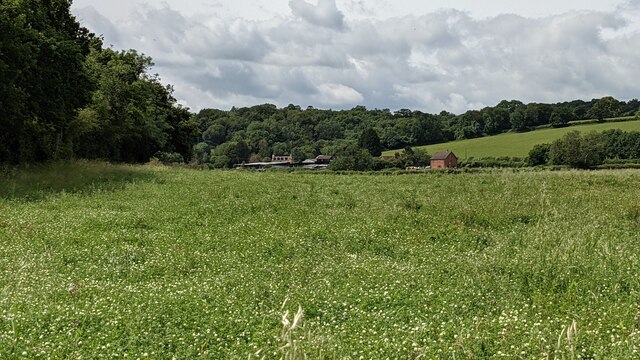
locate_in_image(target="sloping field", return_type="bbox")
[1,163,640,358]
[384,119,640,158]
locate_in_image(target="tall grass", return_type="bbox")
[0,160,154,201]
[1,162,639,358]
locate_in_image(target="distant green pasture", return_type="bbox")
[384,118,640,158]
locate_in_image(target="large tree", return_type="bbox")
[358,128,383,157]
[549,107,574,128]
[0,0,93,163]
[549,131,605,168]
[510,108,527,132]
[74,47,194,162]
[588,96,621,122]
[1,0,192,164]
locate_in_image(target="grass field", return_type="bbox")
[1,162,640,358]
[383,118,640,159]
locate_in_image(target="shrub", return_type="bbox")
[328,144,376,171]
[549,131,605,168]
[153,152,184,164]
[527,143,551,166]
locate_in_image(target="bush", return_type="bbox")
[328,144,376,171]
[549,131,605,168]
[527,143,551,166]
[153,152,184,164]
[210,155,231,169]
[192,142,211,165]
[549,108,574,128]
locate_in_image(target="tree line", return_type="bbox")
[0,0,196,165]
[528,130,640,168]
[192,98,639,168]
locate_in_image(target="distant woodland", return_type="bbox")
[2,1,640,168]
[190,98,639,168]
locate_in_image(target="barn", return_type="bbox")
[430,151,458,169]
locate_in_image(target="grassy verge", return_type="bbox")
[1,162,640,358]
[0,160,156,201]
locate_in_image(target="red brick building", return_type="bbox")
[430,151,458,169]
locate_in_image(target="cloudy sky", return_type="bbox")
[71,0,640,113]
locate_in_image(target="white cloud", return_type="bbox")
[72,1,640,113]
[317,83,364,105]
[289,0,346,30]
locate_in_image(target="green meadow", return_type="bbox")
[1,162,640,358]
[383,118,640,159]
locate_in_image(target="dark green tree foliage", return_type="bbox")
[510,108,528,132]
[209,140,251,167]
[412,113,445,144]
[496,100,525,113]
[550,107,574,128]
[527,143,551,166]
[358,128,383,156]
[0,0,194,164]
[0,0,92,163]
[549,131,606,168]
[600,130,640,160]
[524,105,540,127]
[540,130,640,168]
[74,48,193,162]
[291,145,315,162]
[327,143,376,171]
[620,99,639,116]
[454,111,483,139]
[203,124,227,147]
[482,107,510,135]
[164,106,199,162]
[588,96,621,122]
[192,142,211,165]
[402,147,431,167]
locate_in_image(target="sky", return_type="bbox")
[71,0,640,113]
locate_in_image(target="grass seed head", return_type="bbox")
[291,306,304,330]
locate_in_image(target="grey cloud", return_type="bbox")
[289,0,346,30]
[74,3,640,113]
[74,6,121,45]
[180,61,281,99]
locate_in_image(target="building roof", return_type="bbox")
[316,155,333,160]
[303,164,329,169]
[236,161,291,167]
[431,151,456,160]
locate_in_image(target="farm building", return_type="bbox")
[235,161,291,170]
[236,154,334,170]
[430,151,458,169]
[272,154,292,162]
[314,155,334,165]
[301,155,334,169]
